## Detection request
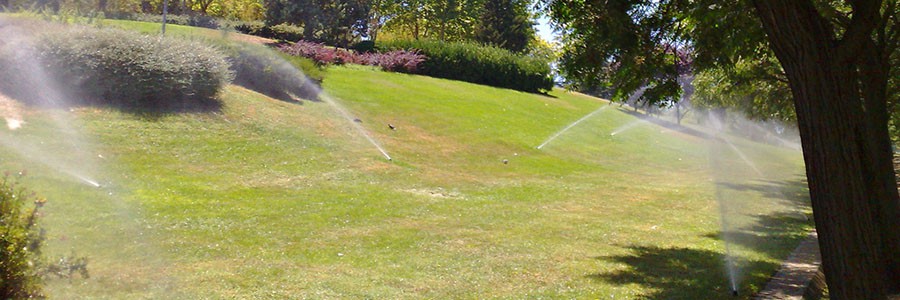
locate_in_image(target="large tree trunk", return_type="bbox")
[752,0,900,298]
[858,38,900,288]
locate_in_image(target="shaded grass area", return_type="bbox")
[0,65,811,299]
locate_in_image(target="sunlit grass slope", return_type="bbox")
[0,63,810,299]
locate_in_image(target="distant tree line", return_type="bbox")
[5,0,542,53]
[264,0,537,50]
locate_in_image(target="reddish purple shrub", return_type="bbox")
[278,40,352,65]
[278,40,425,73]
[365,50,426,72]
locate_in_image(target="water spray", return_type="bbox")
[319,94,392,161]
[536,105,608,150]
[609,118,650,136]
[5,118,22,130]
[77,176,102,188]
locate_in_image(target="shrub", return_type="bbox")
[0,172,89,299]
[278,40,355,65]
[350,40,376,53]
[220,42,322,101]
[0,173,47,299]
[36,27,233,110]
[104,12,223,29]
[278,40,424,73]
[276,53,326,83]
[357,50,425,73]
[231,20,266,35]
[233,22,304,42]
[378,39,554,93]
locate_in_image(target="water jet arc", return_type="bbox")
[537,105,608,149]
[319,94,392,161]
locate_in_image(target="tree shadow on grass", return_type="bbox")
[592,214,808,299]
[711,176,814,259]
[703,212,813,259]
[715,177,811,210]
[591,176,814,299]
[589,245,779,299]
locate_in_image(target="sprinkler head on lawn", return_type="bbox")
[731,290,738,296]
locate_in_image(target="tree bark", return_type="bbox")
[676,103,681,125]
[751,0,900,298]
[858,36,900,291]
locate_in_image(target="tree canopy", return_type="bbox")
[474,0,534,52]
[265,0,371,46]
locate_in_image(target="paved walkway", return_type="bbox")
[754,231,821,300]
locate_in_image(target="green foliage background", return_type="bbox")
[380,39,554,93]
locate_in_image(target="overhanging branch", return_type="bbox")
[837,0,885,62]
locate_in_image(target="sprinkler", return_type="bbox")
[731,290,738,296]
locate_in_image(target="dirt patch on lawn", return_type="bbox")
[225,32,276,45]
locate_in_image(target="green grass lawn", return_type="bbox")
[0,18,811,299]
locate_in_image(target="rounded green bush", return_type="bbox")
[36,27,233,109]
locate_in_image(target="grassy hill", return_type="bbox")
[0,19,810,299]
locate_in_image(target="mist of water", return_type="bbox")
[0,18,187,296]
[536,105,608,149]
[0,19,102,187]
[5,118,22,130]
[722,139,764,177]
[1,93,24,130]
[707,114,744,294]
[746,121,802,150]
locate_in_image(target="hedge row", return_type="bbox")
[101,13,306,43]
[378,40,554,93]
[233,22,304,43]
[103,12,223,29]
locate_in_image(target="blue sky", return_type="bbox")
[535,14,558,43]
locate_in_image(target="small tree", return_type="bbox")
[475,0,534,53]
